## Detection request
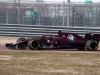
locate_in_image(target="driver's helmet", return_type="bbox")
[58,30,62,36]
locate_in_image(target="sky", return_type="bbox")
[44,0,100,2]
[0,0,100,2]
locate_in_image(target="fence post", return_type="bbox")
[14,0,17,24]
[62,1,65,26]
[67,0,70,27]
[18,0,20,24]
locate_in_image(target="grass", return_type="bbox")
[0,50,100,75]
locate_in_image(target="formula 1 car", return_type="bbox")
[5,31,100,51]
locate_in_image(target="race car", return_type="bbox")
[5,31,100,51]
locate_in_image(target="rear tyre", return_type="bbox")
[86,40,98,51]
[28,39,40,50]
[16,37,27,49]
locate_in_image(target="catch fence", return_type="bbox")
[0,2,100,27]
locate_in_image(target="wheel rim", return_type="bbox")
[89,41,98,50]
[30,40,39,50]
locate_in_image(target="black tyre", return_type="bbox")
[16,37,27,49]
[86,40,98,51]
[28,39,40,50]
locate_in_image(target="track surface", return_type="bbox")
[0,45,100,54]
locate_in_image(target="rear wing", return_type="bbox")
[92,34,100,40]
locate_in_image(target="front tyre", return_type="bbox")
[28,39,40,50]
[16,37,27,49]
[86,40,98,51]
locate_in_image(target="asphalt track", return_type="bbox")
[0,45,100,54]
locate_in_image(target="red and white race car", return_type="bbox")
[5,31,100,51]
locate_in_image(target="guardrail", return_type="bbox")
[0,24,100,37]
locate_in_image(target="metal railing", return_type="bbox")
[0,24,100,37]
